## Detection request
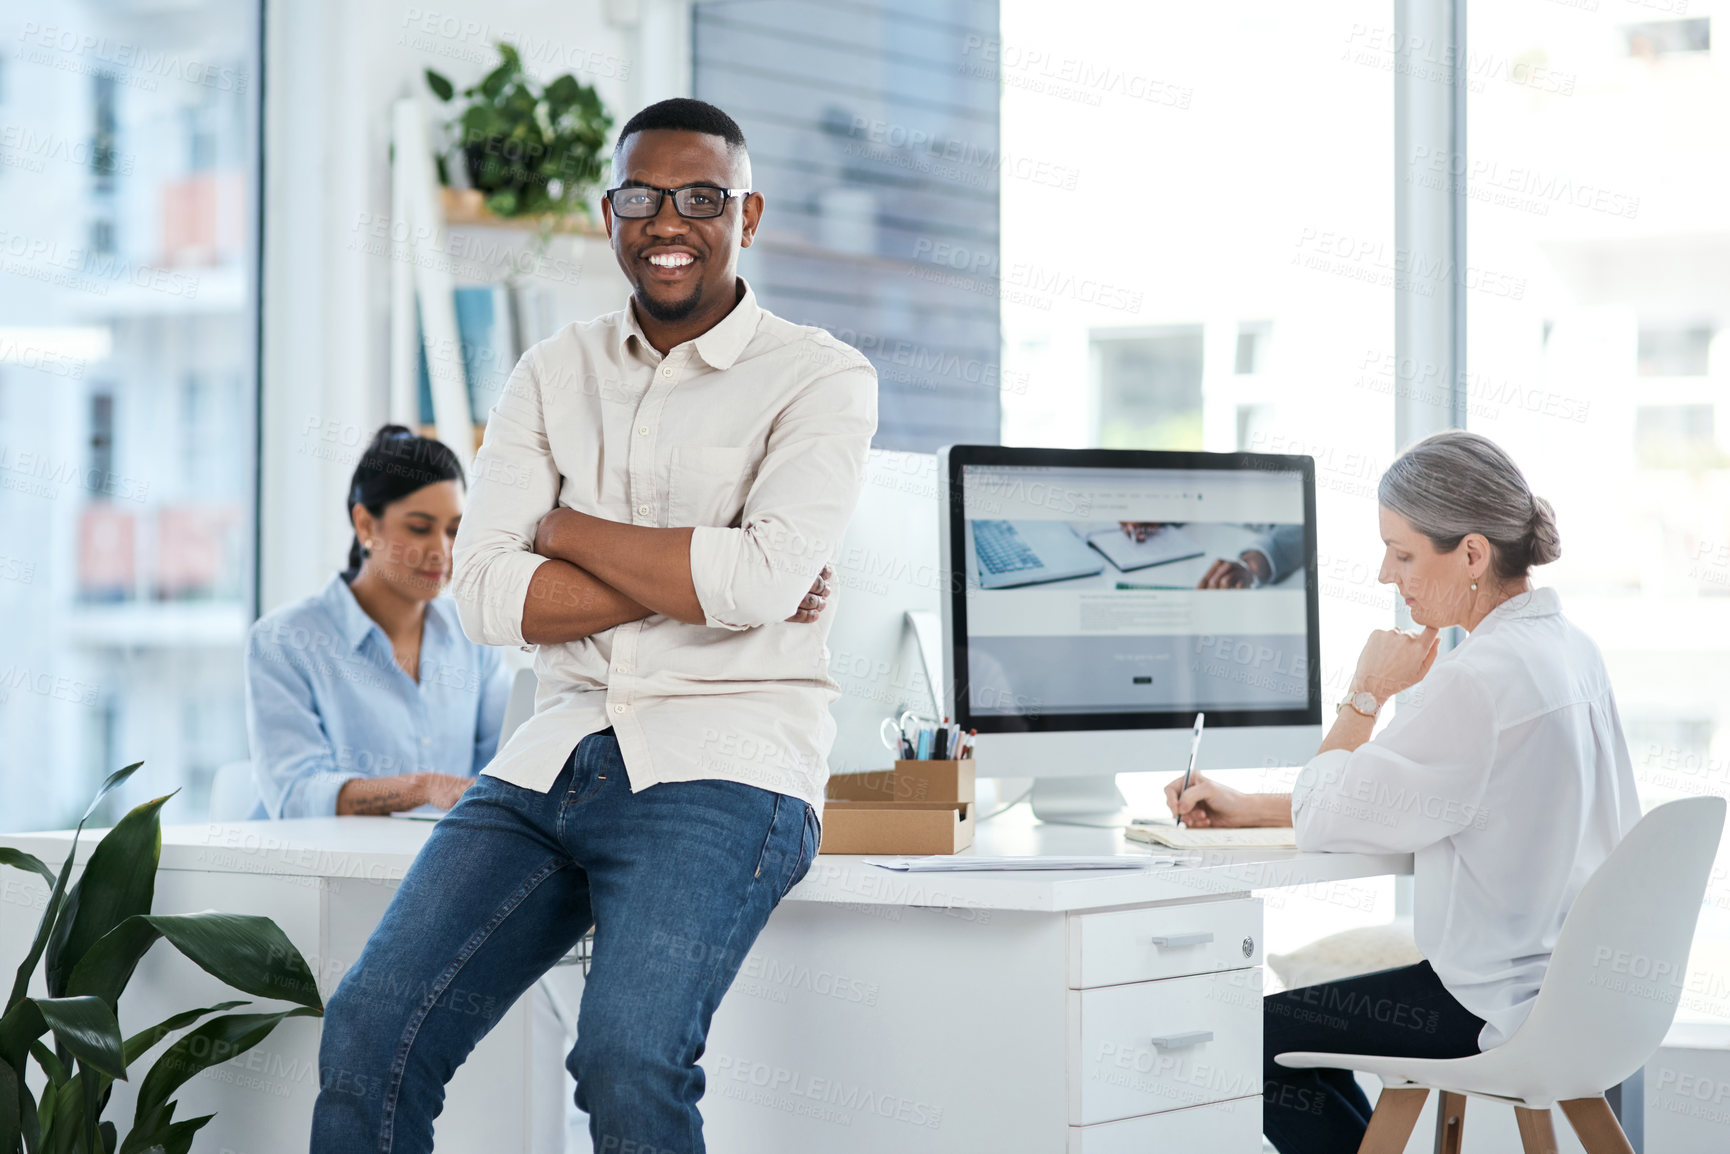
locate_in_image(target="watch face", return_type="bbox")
[1353,692,1379,715]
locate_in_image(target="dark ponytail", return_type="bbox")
[342,425,466,580]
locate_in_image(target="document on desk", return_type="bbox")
[868,855,1182,873]
[1126,824,1297,849]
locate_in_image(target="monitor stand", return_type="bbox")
[1028,775,1131,828]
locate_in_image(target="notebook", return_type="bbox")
[1086,524,1206,572]
[1125,824,1297,849]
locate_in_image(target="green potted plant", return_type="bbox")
[0,762,323,1154]
[426,43,613,231]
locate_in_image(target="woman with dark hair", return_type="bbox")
[1164,430,1640,1154]
[245,425,512,817]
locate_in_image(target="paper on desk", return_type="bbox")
[868,855,1181,873]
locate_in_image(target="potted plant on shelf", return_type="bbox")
[0,762,323,1154]
[426,43,614,235]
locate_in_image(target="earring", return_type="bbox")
[363,540,375,558]
[1470,580,1478,591]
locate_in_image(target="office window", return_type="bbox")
[0,0,260,830]
[1635,404,1719,470]
[1091,326,1204,449]
[1623,18,1711,59]
[693,0,1002,451]
[1467,2,1730,1025]
[998,1,1396,948]
[1234,322,1271,375]
[1637,322,1714,378]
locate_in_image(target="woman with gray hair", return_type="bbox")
[1165,430,1640,1154]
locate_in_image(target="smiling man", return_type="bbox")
[310,99,878,1154]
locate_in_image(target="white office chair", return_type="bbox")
[1275,795,1726,1153]
[208,759,265,821]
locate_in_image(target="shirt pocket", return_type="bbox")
[668,445,754,528]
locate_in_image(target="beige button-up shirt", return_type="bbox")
[452,282,878,811]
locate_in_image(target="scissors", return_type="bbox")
[879,711,929,759]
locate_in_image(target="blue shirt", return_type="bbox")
[244,574,511,818]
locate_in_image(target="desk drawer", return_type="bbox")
[1068,897,1261,988]
[1067,1094,1260,1153]
[1069,968,1262,1125]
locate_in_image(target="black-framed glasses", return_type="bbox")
[605,183,753,220]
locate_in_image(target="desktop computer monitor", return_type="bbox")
[938,445,1323,824]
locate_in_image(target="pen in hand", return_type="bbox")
[1177,711,1205,828]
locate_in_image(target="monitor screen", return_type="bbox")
[942,446,1321,734]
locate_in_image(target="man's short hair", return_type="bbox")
[614,98,748,160]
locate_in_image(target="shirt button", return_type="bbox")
[616,664,632,674]
[613,703,626,714]
[637,504,652,517]
[637,426,649,436]
[661,367,674,379]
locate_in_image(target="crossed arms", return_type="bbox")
[451,343,875,648]
[520,512,830,643]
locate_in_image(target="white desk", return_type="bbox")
[0,816,1411,1153]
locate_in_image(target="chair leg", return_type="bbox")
[1433,1091,1466,1154]
[1359,1087,1430,1154]
[1558,1097,1635,1154]
[1514,1106,1559,1154]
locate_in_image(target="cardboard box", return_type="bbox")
[817,799,974,855]
[826,759,975,806]
[819,761,977,854]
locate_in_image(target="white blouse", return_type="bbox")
[1291,587,1641,1049]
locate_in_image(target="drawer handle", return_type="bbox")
[1149,931,1214,948]
[1150,1030,1214,1050]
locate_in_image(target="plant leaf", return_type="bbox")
[82,763,147,826]
[0,1056,18,1154]
[69,914,322,1012]
[100,1119,116,1154]
[134,1009,319,1127]
[27,1041,67,1087]
[122,1002,247,1067]
[29,998,124,1083]
[154,1114,212,1154]
[7,762,146,1011]
[0,848,54,888]
[45,795,169,998]
[115,1100,173,1154]
[424,68,454,102]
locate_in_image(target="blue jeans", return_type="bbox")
[1262,961,1486,1154]
[311,729,819,1154]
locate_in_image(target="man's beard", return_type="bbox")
[637,280,704,324]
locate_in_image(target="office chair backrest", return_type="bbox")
[209,759,264,821]
[1513,795,1724,1095]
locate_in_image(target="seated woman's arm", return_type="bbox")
[245,625,462,817]
[1291,662,1498,854]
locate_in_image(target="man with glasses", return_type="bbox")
[311,98,878,1154]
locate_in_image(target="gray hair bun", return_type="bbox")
[1528,495,1562,567]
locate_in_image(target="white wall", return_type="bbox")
[260,0,690,612]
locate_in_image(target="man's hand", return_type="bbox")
[1120,521,1166,542]
[785,563,834,623]
[1163,770,1291,828]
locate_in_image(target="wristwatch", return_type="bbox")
[1336,690,1380,718]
